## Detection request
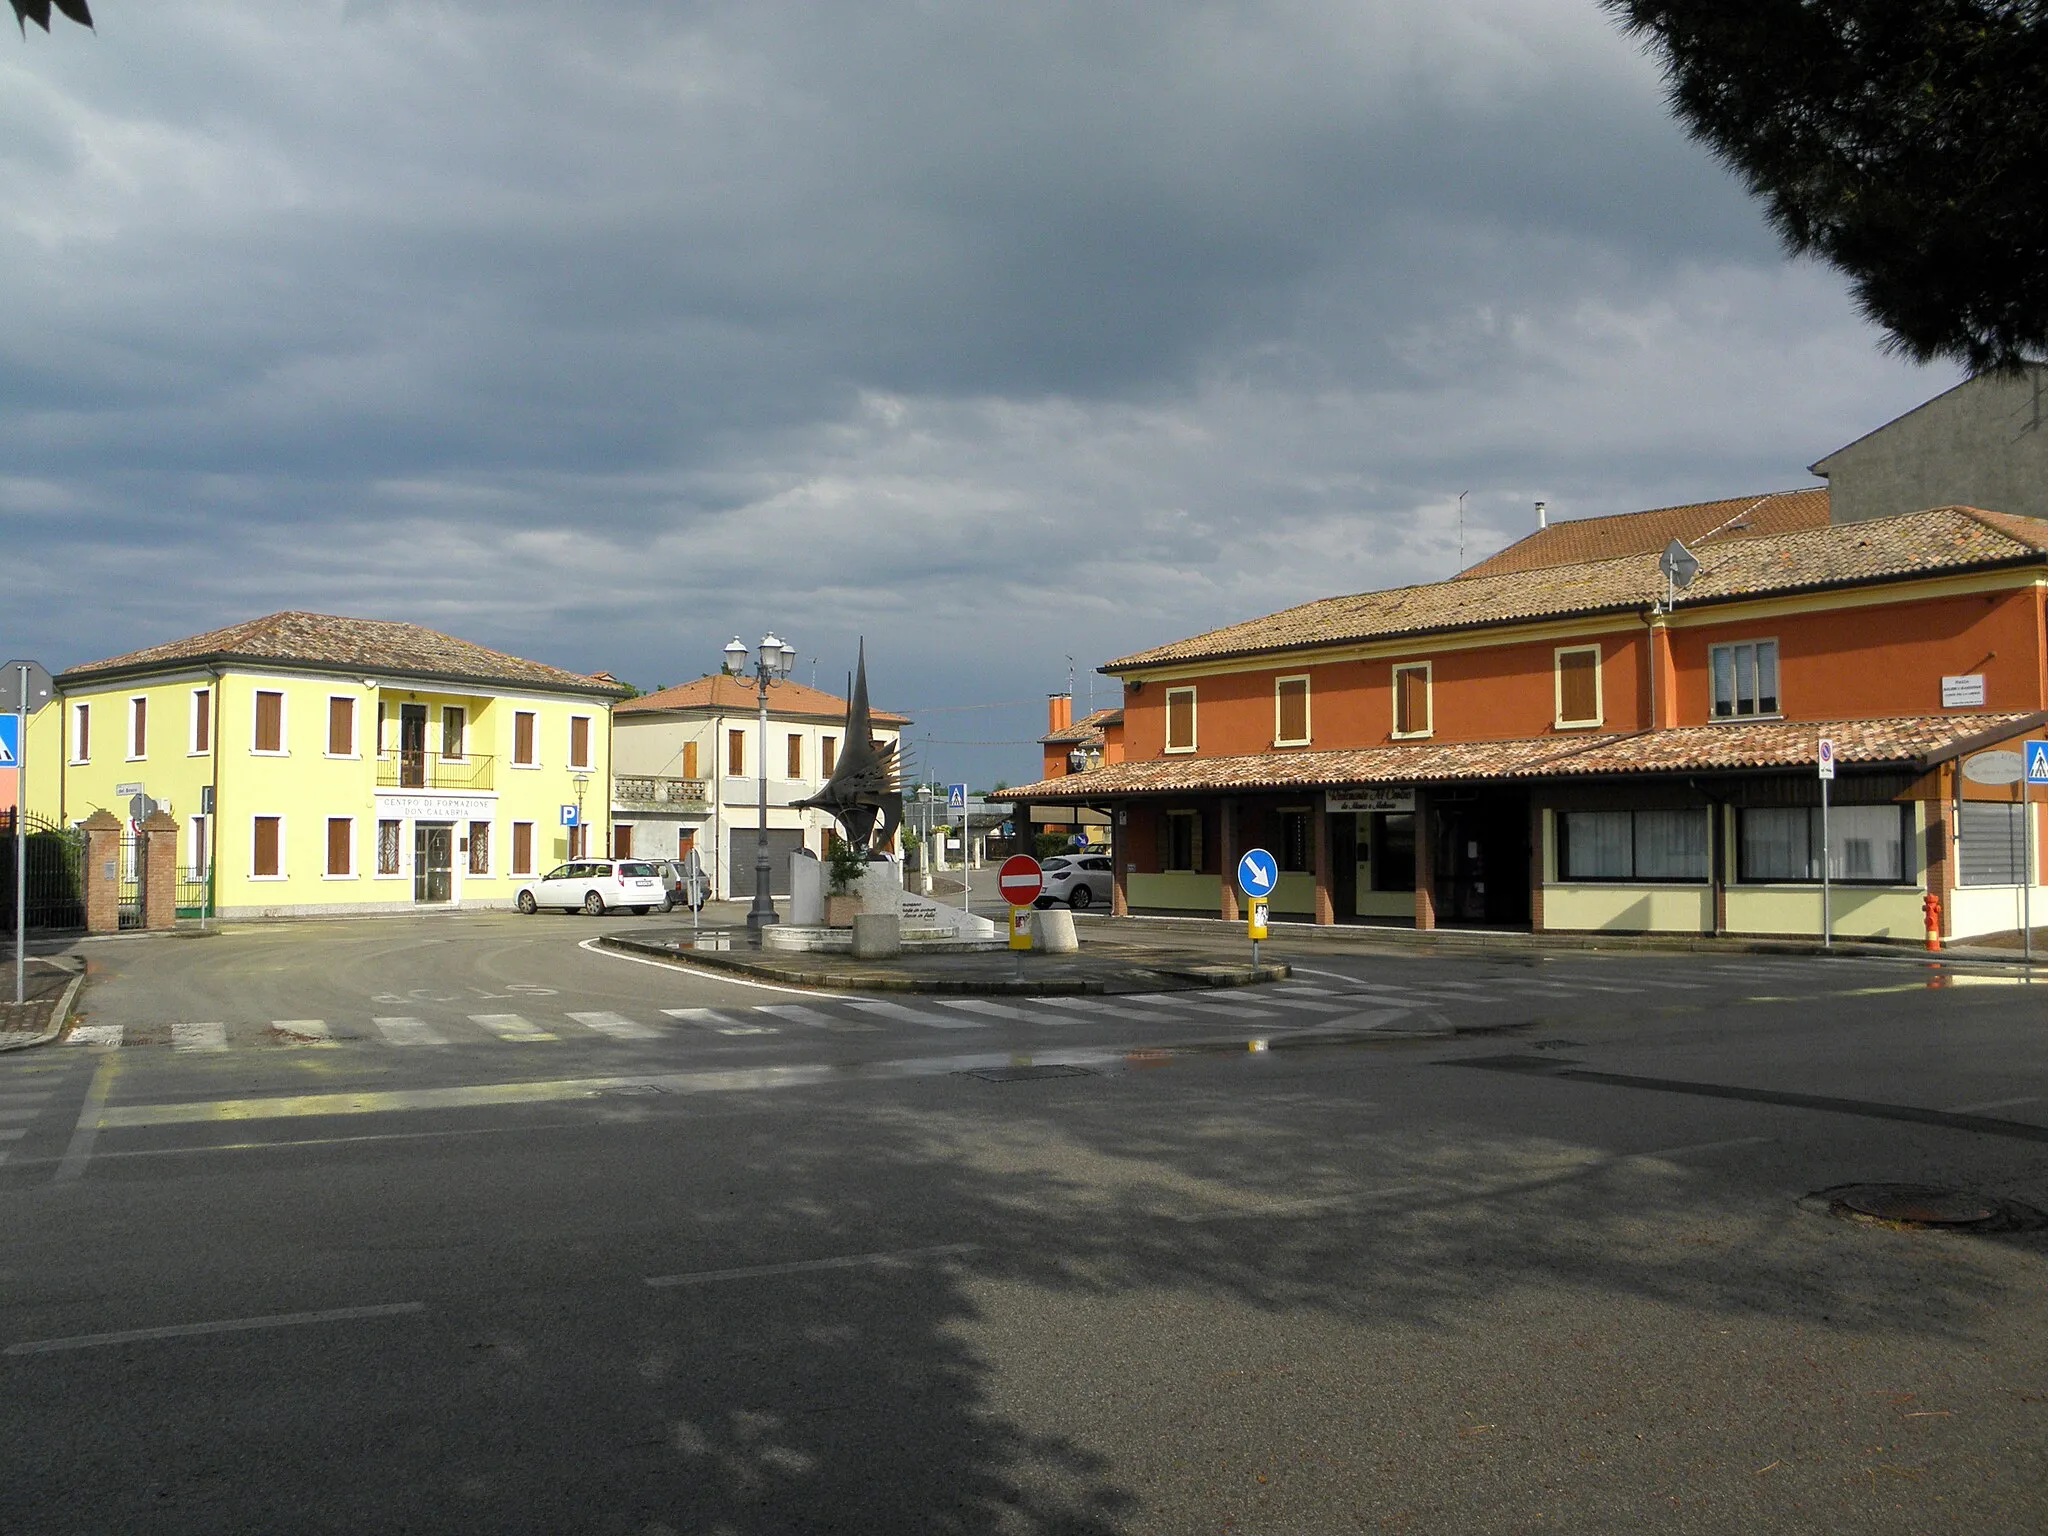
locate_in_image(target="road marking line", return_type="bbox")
[0,1108,43,1124]
[0,1128,27,1141]
[1944,1095,2041,1114]
[566,1010,660,1040]
[0,1090,54,1105]
[469,1013,557,1043]
[575,937,818,995]
[755,1004,879,1033]
[370,1017,447,1047]
[1262,996,1381,1014]
[54,1053,119,1184]
[271,1019,332,1044]
[661,1008,778,1036]
[171,1022,228,1052]
[5,1301,427,1355]
[1021,996,1125,1015]
[932,999,1036,1022]
[645,1243,978,1288]
[1153,994,1286,1018]
[65,1025,123,1047]
[844,1001,985,1029]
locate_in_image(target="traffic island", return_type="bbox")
[598,928,1290,994]
[0,956,87,1051]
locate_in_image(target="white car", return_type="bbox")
[1036,853,1114,910]
[516,859,669,916]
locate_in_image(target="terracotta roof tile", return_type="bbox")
[1041,707,1123,746]
[61,611,624,696]
[991,714,2043,799]
[1460,488,1830,578]
[617,673,908,726]
[1107,506,2048,671]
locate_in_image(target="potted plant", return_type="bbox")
[824,838,868,927]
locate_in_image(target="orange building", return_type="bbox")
[998,500,2048,943]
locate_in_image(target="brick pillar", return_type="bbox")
[1413,790,1436,930]
[82,809,122,936]
[1218,798,1240,921]
[1313,792,1335,925]
[141,809,180,931]
[1528,799,1546,933]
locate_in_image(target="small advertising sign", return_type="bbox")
[1328,789,1415,814]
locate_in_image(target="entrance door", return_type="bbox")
[1432,792,1531,927]
[399,704,429,788]
[414,823,453,903]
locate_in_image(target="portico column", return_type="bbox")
[1413,789,1436,931]
[1110,805,1130,916]
[1313,790,1335,926]
[1218,798,1239,921]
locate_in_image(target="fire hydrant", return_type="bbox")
[1922,890,1943,952]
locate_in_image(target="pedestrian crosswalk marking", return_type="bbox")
[470,1014,557,1043]
[756,1004,880,1033]
[66,1025,124,1047]
[1022,996,1123,1015]
[371,1016,447,1047]
[172,1022,228,1052]
[0,1106,47,1124]
[565,1010,660,1040]
[0,1128,26,1142]
[662,1008,778,1036]
[271,1019,333,1045]
[932,998,1036,1022]
[844,1000,986,1029]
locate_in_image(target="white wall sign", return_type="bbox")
[1329,789,1415,814]
[375,793,496,820]
[1941,674,1987,708]
[1962,750,2024,787]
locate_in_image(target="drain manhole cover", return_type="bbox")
[959,1064,1096,1083]
[1814,1183,2046,1232]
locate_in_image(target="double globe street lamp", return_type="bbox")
[723,632,798,940]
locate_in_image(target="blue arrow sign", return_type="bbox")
[0,715,16,768]
[2027,739,2048,786]
[1237,847,1278,897]
[947,782,967,813]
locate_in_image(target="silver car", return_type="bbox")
[1036,853,1114,910]
[516,859,668,916]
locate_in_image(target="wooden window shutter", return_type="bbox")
[683,741,699,780]
[194,690,211,753]
[1558,650,1598,724]
[1396,668,1429,735]
[787,734,802,778]
[255,691,283,752]
[822,736,837,775]
[513,821,533,875]
[728,729,744,775]
[1276,678,1307,742]
[1166,689,1195,751]
[570,716,590,767]
[513,711,535,765]
[326,818,351,875]
[254,816,281,877]
[131,698,146,758]
[329,697,353,755]
[75,704,88,760]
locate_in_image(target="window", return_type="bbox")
[1165,687,1197,753]
[511,821,534,876]
[1162,810,1204,872]
[1959,802,2028,886]
[683,741,700,780]
[377,819,402,876]
[1275,676,1310,746]
[187,815,210,879]
[1555,646,1601,727]
[252,816,283,878]
[326,817,353,877]
[442,706,466,760]
[1278,809,1312,872]
[821,736,837,776]
[191,689,212,754]
[253,690,284,752]
[513,710,537,766]
[1370,812,1416,891]
[1558,809,1708,882]
[1711,640,1780,719]
[72,702,90,763]
[787,733,803,778]
[1392,663,1431,738]
[614,824,634,859]
[327,696,355,756]
[468,820,491,876]
[125,696,147,760]
[728,729,745,775]
[568,715,591,769]
[1738,805,1907,884]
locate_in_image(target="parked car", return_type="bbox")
[651,858,709,912]
[515,859,669,916]
[1035,853,1114,910]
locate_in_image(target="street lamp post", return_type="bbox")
[726,632,797,941]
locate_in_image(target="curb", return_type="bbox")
[597,934,1291,994]
[0,963,87,1053]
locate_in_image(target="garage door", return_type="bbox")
[727,828,808,898]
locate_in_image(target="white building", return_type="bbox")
[609,674,908,899]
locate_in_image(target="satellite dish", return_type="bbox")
[1659,539,1701,590]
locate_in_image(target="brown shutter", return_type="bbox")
[326,817,351,875]
[728,729,744,775]
[514,711,535,765]
[787,734,802,777]
[255,692,283,752]
[328,697,353,755]
[254,816,281,877]
[1167,689,1195,751]
[75,704,88,760]
[683,741,699,779]
[194,690,211,753]
[614,824,633,858]
[442,707,464,759]
[822,736,837,775]
[1396,668,1428,735]
[513,821,533,875]
[570,716,590,767]
[1558,649,1598,723]
[678,829,695,859]
[130,698,147,758]
[1276,678,1307,742]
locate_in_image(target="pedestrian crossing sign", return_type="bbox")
[0,714,16,767]
[2027,739,2048,785]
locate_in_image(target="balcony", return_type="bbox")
[376,751,496,792]
[613,775,709,810]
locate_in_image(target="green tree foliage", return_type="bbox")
[12,0,91,33]
[1604,1,2048,370]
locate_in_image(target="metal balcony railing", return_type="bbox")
[613,774,709,809]
[376,751,496,791]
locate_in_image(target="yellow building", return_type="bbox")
[32,612,625,918]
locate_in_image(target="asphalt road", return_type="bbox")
[2,917,2045,1533]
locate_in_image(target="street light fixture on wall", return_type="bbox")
[726,632,797,940]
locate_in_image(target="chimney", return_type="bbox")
[1048,693,1073,734]
[1535,500,1548,529]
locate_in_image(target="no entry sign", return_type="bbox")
[997,854,1044,908]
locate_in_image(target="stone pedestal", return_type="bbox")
[789,851,824,926]
[141,810,180,931]
[851,912,902,959]
[1030,908,1079,954]
[81,809,122,936]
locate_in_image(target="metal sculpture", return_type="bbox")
[794,640,903,857]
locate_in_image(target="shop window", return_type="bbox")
[442,706,466,760]
[253,690,284,753]
[71,702,89,763]
[1392,663,1431,738]
[468,820,491,876]
[1278,809,1312,872]
[1165,687,1197,753]
[253,816,283,878]
[513,711,537,766]
[822,735,837,775]
[1555,646,1601,727]
[327,696,355,756]
[1958,802,2028,886]
[787,733,803,778]
[129,697,147,760]
[191,689,211,754]
[511,821,534,876]
[1275,676,1309,746]
[326,817,353,877]
[377,819,403,876]
[1162,811,1204,872]
[1738,804,1907,883]
[727,729,745,775]
[1558,809,1708,882]
[1710,640,1779,719]
[568,715,591,770]
[1369,812,1416,891]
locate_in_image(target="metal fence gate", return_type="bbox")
[0,810,87,933]
[117,830,144,931]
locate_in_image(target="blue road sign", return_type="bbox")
[947,783,967,813]
[0,715,16,768]
[560,804,580,827]
[2027,739,2048,785]
[1237,847,1278,897]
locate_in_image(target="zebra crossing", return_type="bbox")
[0,1072,75,1167]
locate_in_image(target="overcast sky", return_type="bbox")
[0,2,1957,787]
